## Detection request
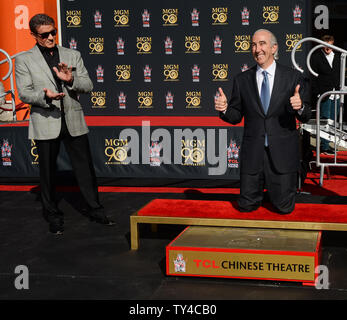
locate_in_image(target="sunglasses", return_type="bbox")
[35,29,57,39]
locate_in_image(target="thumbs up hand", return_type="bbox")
[215,87,228,112]
[290,84,302,110]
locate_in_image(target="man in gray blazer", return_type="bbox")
[15,14,114,234]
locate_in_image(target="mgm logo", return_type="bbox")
[263,6,280,24]
[163,64,179,81]
[138,91,153,109]
[104,139,128,164]
[211,7,228,25]
[115,65,131,82]
[66,10,82,27]
[114,9,130,27]
[89,37,104,54]
[185,36,201,53]
[30,140,39,165]
[186,91,201,109]
[91,91,106,108]
[286,34,303,51]
[181,139,205,166]
[162,9,178,26]
[234,35,251,53]
[212,64,229,81]
[136,37,152,54]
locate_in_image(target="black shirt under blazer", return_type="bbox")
[220,63,311,175]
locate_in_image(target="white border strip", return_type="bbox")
[56,0,62,45]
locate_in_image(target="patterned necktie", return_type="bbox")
[260,71,270,146]
[260,71,270,114]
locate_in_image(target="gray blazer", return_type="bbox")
[15,45,93,140]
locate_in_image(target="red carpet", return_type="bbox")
[301,152,347,196]
[138,199,347,224]
[316,150,347,162]
[302,172,347,196]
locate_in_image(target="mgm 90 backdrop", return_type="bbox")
[60,0,308,116]
[3,0,306,179]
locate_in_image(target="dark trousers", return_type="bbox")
[238,147,297,214]
[35,116,100,214]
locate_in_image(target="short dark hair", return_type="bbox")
[29,14,55,33]
[321,35,334,43]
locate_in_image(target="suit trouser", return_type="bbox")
[35,116,100,214]
[238,147,297,214]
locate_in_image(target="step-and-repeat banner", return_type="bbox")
[0,125,243,179]
[0,0,309,180]
[60,0,309,116]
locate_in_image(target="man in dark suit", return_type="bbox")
[15,14,115,234]
[311,35,341,154]
[215,29,311,214]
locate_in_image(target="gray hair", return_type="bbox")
[253,29,279,60]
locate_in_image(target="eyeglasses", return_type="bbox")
[35,29,57,39]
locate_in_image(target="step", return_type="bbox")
[167,226,321,285]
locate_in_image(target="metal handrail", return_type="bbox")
[0,48,18,121]
[0,49,13,80]
[291,37,347,186]
[291,37,347,74]
[316,91,347,162]
[306,44,325,77]
[0,51,24,66]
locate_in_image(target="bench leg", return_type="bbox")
[130,218,139,250]
[150,223,158,233]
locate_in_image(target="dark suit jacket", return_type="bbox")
[310,49,340,100]
[220,63,311,175]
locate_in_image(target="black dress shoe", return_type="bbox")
[322,149,335,156]
[48,221,64,235]
[84,206,116,226]
[42,210,64,235]
[321,146,336,155]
